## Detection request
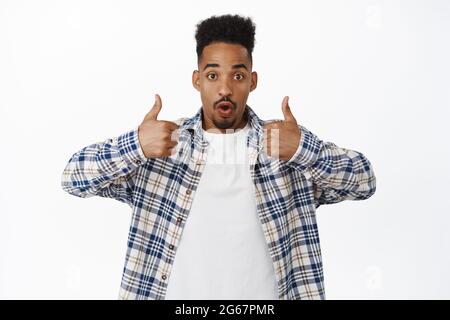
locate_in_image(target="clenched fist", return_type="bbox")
[263,96,301,161]
[138,94,179,158]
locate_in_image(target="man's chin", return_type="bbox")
[213,118,235,129]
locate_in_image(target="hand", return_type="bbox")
[138,94,179,158]
[263,96,301,161]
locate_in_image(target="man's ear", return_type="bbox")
[250,71,258,92]
[192,70,200,92]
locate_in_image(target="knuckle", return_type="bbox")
[156,149,165,157]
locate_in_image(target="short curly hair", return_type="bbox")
[195,14,256,64]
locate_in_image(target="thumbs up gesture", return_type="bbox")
[138,94,179,158]
[263,96,301,161]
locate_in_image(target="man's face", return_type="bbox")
[192,42,257,132]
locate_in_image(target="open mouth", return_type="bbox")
[216,101,234,117]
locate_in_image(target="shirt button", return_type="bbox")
[186,189,192,195]
[176,217,183,224]
[113,173,118,178]
[162,274,167,280]
[136,160,142,165]
[169,244,174,250]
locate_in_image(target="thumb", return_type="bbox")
[146,94,162,120]
[281,96,296,124]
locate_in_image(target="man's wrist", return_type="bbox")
[117,126,148,167]
[286,125,321,171]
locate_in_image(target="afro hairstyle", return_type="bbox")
[195,14,256,64]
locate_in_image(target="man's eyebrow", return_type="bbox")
[232,63,248,70]
[203,63,248,71]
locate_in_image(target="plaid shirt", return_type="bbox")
[61,105,376,300]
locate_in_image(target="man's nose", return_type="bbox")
[218,79,233,97]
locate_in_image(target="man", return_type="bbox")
[61,14,376,300]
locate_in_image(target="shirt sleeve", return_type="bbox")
[61,125,148,206]
[286,124,377,207]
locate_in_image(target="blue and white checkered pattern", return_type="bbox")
[61,105,376,300]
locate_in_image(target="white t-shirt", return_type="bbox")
[164,123,279,300]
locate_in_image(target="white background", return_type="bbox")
[1,0,449,299]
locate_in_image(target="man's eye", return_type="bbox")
[234,74,244,80]
[207,74,216,80]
